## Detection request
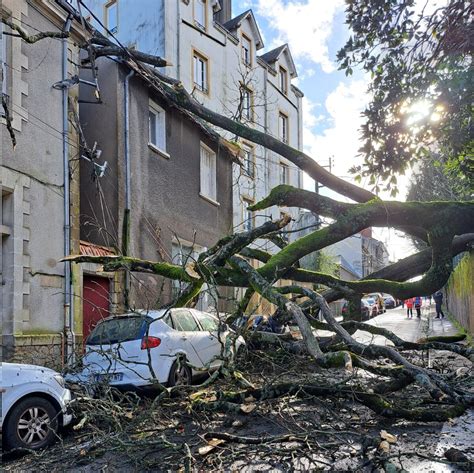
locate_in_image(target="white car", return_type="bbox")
[68,308,244,389]
[1,363,73,450]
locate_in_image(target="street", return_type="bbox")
[353,302,460,345]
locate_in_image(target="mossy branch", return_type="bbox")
[1,16,69,43]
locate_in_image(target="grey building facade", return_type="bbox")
[79,59,234,313]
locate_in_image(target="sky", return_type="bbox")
[235,0,415,261]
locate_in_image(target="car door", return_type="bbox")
[170,309,206,368]
[191,310,224,369]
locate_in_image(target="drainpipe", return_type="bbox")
[176,0,181,80]
[62,15,74,363]
[123,69,134,307]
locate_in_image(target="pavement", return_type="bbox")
[314,302,460,345]
[352,302,460,345]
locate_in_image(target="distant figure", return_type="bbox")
[405,298,414,318]
[414,296,422,318]
[433,291,445,319]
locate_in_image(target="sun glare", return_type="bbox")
[405,99,432,125]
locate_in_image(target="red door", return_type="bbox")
[83,275,111,342]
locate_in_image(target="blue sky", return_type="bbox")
[235,0,414,260]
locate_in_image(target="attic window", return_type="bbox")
[279,66,288,95]
[241,34,252,66]
[194,0,206,30]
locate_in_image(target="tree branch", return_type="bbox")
[1,16,69,43]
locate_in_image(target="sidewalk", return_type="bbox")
[315,303,460,346]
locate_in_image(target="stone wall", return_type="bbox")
[445,250,474,334]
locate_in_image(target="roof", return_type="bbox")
[259,44,298,78]
[80,240,115,257]
[223,10,264,49]
[259,45,287,65]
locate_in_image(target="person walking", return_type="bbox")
[414,296,422,318]
[405,298,414,318]
[433,291,445,319]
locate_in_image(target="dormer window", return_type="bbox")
[194,0,206,30]
[279,66,288,95]
[241,34,252,66]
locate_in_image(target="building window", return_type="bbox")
[280,212,289,242]
[241,34,252,66]
[193,51,209,93]
[280,162,289,184]
[279,66,288,95]
[200,143,217,201]
[194,0,206,30]
[105,0,118,34]
[279,112,289,144]
[240,86,253,121]
[1,20,11,112]
[243,198,255,232]
[242,143,255,178]
[148,102,166,152]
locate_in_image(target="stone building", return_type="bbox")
[1,0,90,365]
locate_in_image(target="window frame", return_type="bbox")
[242,143,255,179]
[199,142,217,202]
[279,161,289,185]
[242,197,255,232]
[1,19,11,116]
[148,101,167,154]
[104,0,118,35]
[192,49,209,95]
[193,0,207,31]
[240,85,253,121]
[241,33,252,67]
[279,66,288,95]
[278,111,289,144]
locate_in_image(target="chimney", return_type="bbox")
[214,0,232,25]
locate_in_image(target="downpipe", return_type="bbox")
[62,15,74,364]
[123,69,134,307]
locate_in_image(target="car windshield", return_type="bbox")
[87,315,150,345]
[365,298,375,305]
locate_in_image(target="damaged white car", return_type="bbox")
[67,309,244,389]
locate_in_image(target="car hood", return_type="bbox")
[2,362,57,375]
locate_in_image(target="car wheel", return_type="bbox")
[3,396,59,451]
[168,358,192,387]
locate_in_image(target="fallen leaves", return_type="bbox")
[240,403,256,414]
[198,438,226,456]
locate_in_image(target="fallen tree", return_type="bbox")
[5,7,473,426]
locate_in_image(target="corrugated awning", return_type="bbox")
[80,240,115,257]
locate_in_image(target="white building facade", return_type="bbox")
[82,0,304,239]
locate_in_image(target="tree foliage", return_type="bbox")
[338,0,474,195]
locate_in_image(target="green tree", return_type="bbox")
[338,0,473,195]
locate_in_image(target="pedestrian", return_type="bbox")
[414,296,422,318]
[401,299,405,308]
[405,298,413,318]
[433,291,445,319]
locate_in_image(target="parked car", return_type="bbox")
[383,295,396,309]
[342,300,371,320]
[1,363,72,451]
[367,293,386,313]
[67,309,245,389]
[362,297,379,318]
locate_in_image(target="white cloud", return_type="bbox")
[304,79,368,180]
[255,0,345,73]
